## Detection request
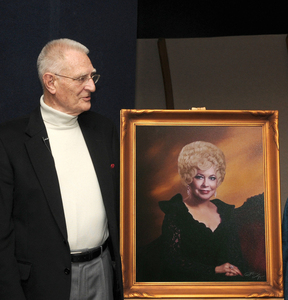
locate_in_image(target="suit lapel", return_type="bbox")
[78,120,114,210]
[25,108,68,239]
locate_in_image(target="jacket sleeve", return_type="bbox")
[0,138,27,299]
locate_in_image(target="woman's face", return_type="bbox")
[189,166,218,201]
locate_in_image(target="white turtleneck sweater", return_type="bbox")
[40,96,109,252]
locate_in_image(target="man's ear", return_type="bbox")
[43,73,56,94]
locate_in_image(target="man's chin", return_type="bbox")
[77,102,91,115]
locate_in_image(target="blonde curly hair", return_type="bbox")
[178,141,226,187]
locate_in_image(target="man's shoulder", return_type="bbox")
[80,110,112,122]
[0,114,31,135]
[79,110,116,129]
[0,106,41,134]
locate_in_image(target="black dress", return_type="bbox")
[136,194,245,282]
[137,193,265,282]
[152,194,245,281]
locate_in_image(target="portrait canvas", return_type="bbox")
[120,109,282,299]
[136,125,265,281]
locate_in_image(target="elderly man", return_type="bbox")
[0,39,123,300]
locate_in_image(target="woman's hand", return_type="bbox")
[215,263,243,277]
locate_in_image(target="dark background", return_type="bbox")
[0,1,287,127]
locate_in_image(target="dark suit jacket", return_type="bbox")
[0,107,123,300]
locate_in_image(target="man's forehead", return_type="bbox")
[62,49,94,73]
[63,49,90,63]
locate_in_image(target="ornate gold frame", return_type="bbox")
[120,109,282,299]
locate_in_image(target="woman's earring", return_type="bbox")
[187,185,191,196]
[214,191,217,197]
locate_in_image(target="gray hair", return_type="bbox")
[37,38,89,87]
[178,141,226,187]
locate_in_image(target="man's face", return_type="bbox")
[50,49,96,116]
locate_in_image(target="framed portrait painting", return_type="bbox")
[120,109,282,299]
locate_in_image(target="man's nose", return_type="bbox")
[86,78,96,92]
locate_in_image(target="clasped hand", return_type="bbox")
[215,262,243,277]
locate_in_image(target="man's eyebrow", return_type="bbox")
[78,69,97,77]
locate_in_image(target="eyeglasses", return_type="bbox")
[54,71,100,85]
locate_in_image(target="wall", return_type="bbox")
[135,34,288,212]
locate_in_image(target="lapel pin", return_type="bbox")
[110,164,115,169]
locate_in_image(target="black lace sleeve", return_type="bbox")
[161,213,216,281]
